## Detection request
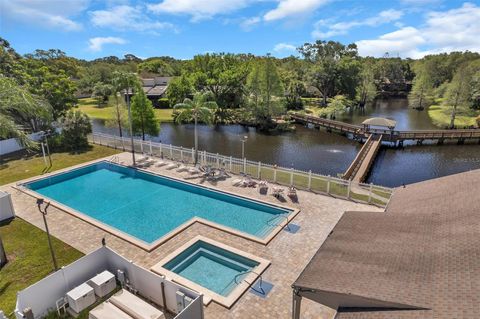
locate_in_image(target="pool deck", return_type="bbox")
[3,152,383,319]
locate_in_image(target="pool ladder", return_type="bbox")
[234,270,266,295]
[266,214,291,231]
[109,155,120,164]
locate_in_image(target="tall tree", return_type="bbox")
[91,82,113,105]
[299,40,358,105]
[187,53,250,113]
[246,57,285,129]
[408,67,433,110]
[166,75,194,106]
[0,77,52,147]
[109,71,134,138]
[174,92,218,164]
[131,89,160,140]
[21,59,77,119]
[356,61,377,107]
[445,65,471,128]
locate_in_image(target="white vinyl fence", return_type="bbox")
[15,246,202,319]
[0,132,43,156]
[89,133,393,207]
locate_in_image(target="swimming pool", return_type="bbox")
[151,236,270,307]
[164,240,258,296]
[23,161,294,248]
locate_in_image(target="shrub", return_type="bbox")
[59,110,92,151]
[156,98,170,109]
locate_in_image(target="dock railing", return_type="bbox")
[89,133,393,207]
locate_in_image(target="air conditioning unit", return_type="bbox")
[175,291,185,314]
[66,283,95,314]
[88,271,116,298]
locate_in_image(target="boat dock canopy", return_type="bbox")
[361,117,397,128]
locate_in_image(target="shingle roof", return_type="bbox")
[361,117,397,128]
[292,169,480,319]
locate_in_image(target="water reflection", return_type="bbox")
[92,98,480,187]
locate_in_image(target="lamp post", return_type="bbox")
[37,198,58,271]
[241,135,248,159]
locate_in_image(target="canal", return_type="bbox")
[92,98,480,187]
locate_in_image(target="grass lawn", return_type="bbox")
[0,144,120,186]
[0,219,84,315]
[428,104,479,128]
[77,98,175,122]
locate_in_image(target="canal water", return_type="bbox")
[92,98,480,187]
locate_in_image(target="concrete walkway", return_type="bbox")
[3,152,383,319]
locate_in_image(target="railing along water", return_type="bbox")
[89,133,393,207]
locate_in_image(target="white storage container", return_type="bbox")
[88,270,116,297]
[0,191,15,222]
[66,283,95,314]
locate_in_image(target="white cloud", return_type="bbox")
[148,0,252,21]
[312,9,403,38]
[356,3,480,58]
[264,0,329,21]
[1,0,87,31]
[273,43,297,52]
[240,16,261,30]
[90,5,175,32]
[88,37,126,52]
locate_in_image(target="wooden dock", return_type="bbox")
[291,113,480,143]
[291,112,480,183]
[343,134,382,183]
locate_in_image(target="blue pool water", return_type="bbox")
[164,240,258,296]
[25,162,291,243]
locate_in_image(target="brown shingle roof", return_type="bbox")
[293,169,480,319]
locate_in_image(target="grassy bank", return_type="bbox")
[428,102,479,128]
[0,219,84,315]
[77,98,175,122]
[0,144,120,186]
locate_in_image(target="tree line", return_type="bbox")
[1,36,479,149]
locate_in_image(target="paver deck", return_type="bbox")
[3,152,382,319]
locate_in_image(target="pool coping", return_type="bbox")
[150,235,271,308]
[13,157,300,252]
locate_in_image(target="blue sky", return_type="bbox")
[1,0,479,60]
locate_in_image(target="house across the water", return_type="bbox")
[127,77,173,107]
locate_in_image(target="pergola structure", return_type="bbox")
[361,117,397,132]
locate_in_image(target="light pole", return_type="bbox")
[126,86,136,166]
[241,135,248,159]
[37,198,58,271]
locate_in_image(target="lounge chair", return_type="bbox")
[165,162,178,170]
[176,164,188,172]
[89,301,133,319]
[109,289,165,319]
[244,176,257,187]
[188,167,201,175]
[258,180,268,194]
[155,160,167,167]
[232,178,244,186]
[272,187,284,198]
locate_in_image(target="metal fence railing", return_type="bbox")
[89,133,393,207]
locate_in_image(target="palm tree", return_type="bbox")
[174,92,218,165]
